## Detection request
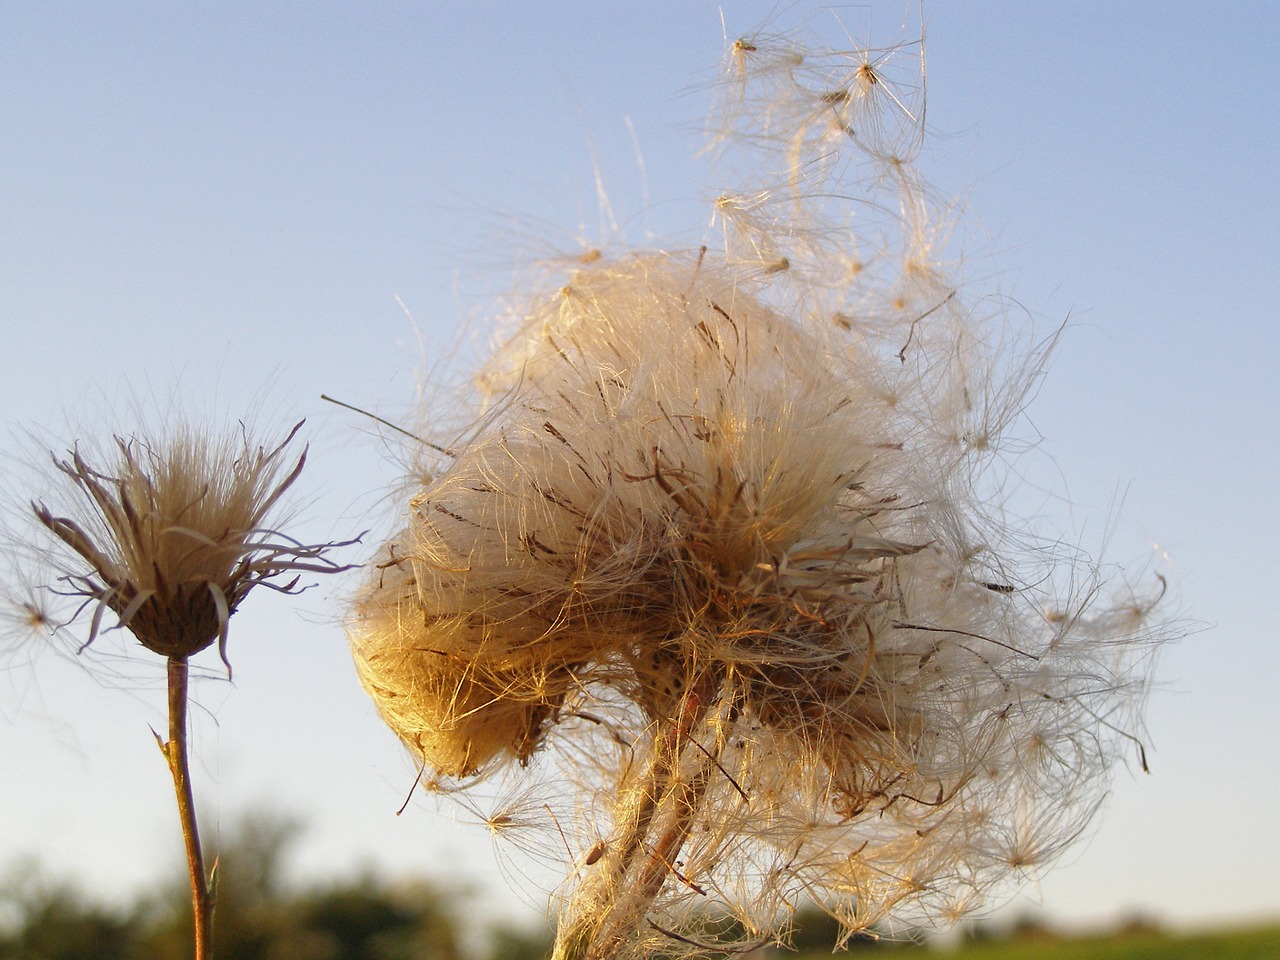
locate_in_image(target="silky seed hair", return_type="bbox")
[348,21,1174,958]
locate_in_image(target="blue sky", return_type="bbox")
[2,1,1278,935]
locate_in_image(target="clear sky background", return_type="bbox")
[2,0,1277,938]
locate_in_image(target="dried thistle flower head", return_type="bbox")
[17,414,356,960]
[349,22,1177,960]
[32,419,343,668]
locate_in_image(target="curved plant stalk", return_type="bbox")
[553,676,728,960]
[158,656,214,960]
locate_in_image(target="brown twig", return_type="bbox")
[159,657,214,960]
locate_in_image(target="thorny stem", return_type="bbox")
[552,677,725,960]
[161,657,214,960]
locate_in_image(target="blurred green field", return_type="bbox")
[954,927,1280,960]
[803,924,1280,960]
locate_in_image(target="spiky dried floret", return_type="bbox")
[31,420,349,667]
[348,23,1173,960]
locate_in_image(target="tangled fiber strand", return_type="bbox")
[348,24,1173,960]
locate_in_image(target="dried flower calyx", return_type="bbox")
[34,420,350,666]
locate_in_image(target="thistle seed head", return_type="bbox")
[348,21,1178,957]
[31,419,348,667]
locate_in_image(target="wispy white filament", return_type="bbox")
[349,23,1172,957]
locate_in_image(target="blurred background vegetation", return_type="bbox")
[0,808,545,960]
[2,807,1276,960]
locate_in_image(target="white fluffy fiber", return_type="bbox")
[349,25,1169,958]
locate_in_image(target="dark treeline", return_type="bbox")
[0,809,551,960]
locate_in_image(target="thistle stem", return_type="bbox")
[553,679,723,960]
[163,656,214,960]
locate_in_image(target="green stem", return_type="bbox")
[163,656,214,960]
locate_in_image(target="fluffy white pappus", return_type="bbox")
[348,22,1172,960]
[350,250,1157,949]
[349,536,570,779]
